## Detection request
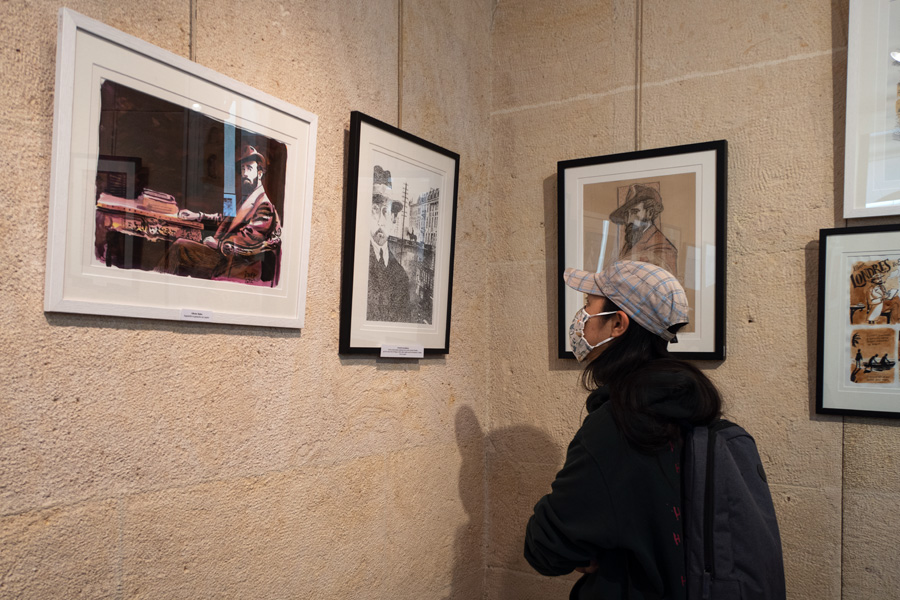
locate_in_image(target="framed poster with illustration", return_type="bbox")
[844,0,900,218]
[817,224,900,418]
[557,140,727,360]
[44,9,317,328]
[339,111,459,354]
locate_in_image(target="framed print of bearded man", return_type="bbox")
[557,140,727,360]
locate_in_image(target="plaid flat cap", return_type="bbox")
[563,260,689,341]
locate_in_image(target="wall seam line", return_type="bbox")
[116,497,124,600]
[189,0,197,61]
[398,0,404,128]
[490,85,635,117]
[490,48,838,118]
[840,416,845,599]
[484,3,497,597]
[635,0,643,151]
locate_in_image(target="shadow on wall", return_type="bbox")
[450,405,569,599]
[447,405,486,599]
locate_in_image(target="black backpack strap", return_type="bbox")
[702,419,738,578]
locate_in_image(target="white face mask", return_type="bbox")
[569,307,618,362]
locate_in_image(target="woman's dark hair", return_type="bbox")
[581,298,723,452]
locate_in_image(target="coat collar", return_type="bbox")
[226,186,267,235]
[585,369,700,421]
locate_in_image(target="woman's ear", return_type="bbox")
[610,311,630,337]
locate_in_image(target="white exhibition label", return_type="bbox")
[181,309,213,322]
[380,345,425,358]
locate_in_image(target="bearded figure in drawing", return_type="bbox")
[609,183,678,277]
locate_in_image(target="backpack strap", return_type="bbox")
[684,419,739,598]
[703,419,736,579]
[683,424,706,600]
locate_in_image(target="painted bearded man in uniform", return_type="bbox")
[157,145,281,285]
[367,166,411,322]
[609,183,678,277]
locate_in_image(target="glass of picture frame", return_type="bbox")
[557,141,727,360]
[339,111,459,355]
[45,9,318,329]
[843,0,900,218]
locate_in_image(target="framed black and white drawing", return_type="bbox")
[339,111,459,355]
[817,224,900,418]
[44,9,317,329]
[844,0,900,218]
[558,140,727,360]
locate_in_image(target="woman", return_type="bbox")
[524,260,722,600]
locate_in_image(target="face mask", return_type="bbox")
[569,308,618,362]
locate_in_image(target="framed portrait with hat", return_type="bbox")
[557,140,727,360]
[817,223,900,418]
[44,9,317,329]
[339,111,459,355]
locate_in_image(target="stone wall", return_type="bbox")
[3,1,899,598]
[0,0,491,597]
[488,1,899,599]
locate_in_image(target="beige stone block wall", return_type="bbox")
[4,0,900,598]
[0,0,491,598]
[1,500,119,598]
[489,0,899,599]
[843,419,900,599]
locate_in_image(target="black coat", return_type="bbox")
[525,372,701,600]
[367,244,411,322]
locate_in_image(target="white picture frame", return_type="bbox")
[844,0,900,218]
[44,8,318,328]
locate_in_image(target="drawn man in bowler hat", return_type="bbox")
[367,165,411,322]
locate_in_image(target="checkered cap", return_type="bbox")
[563,260,689,341]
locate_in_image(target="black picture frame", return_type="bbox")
[816,223,900,418]
[339,111,460,355]
[557,140,727,360]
